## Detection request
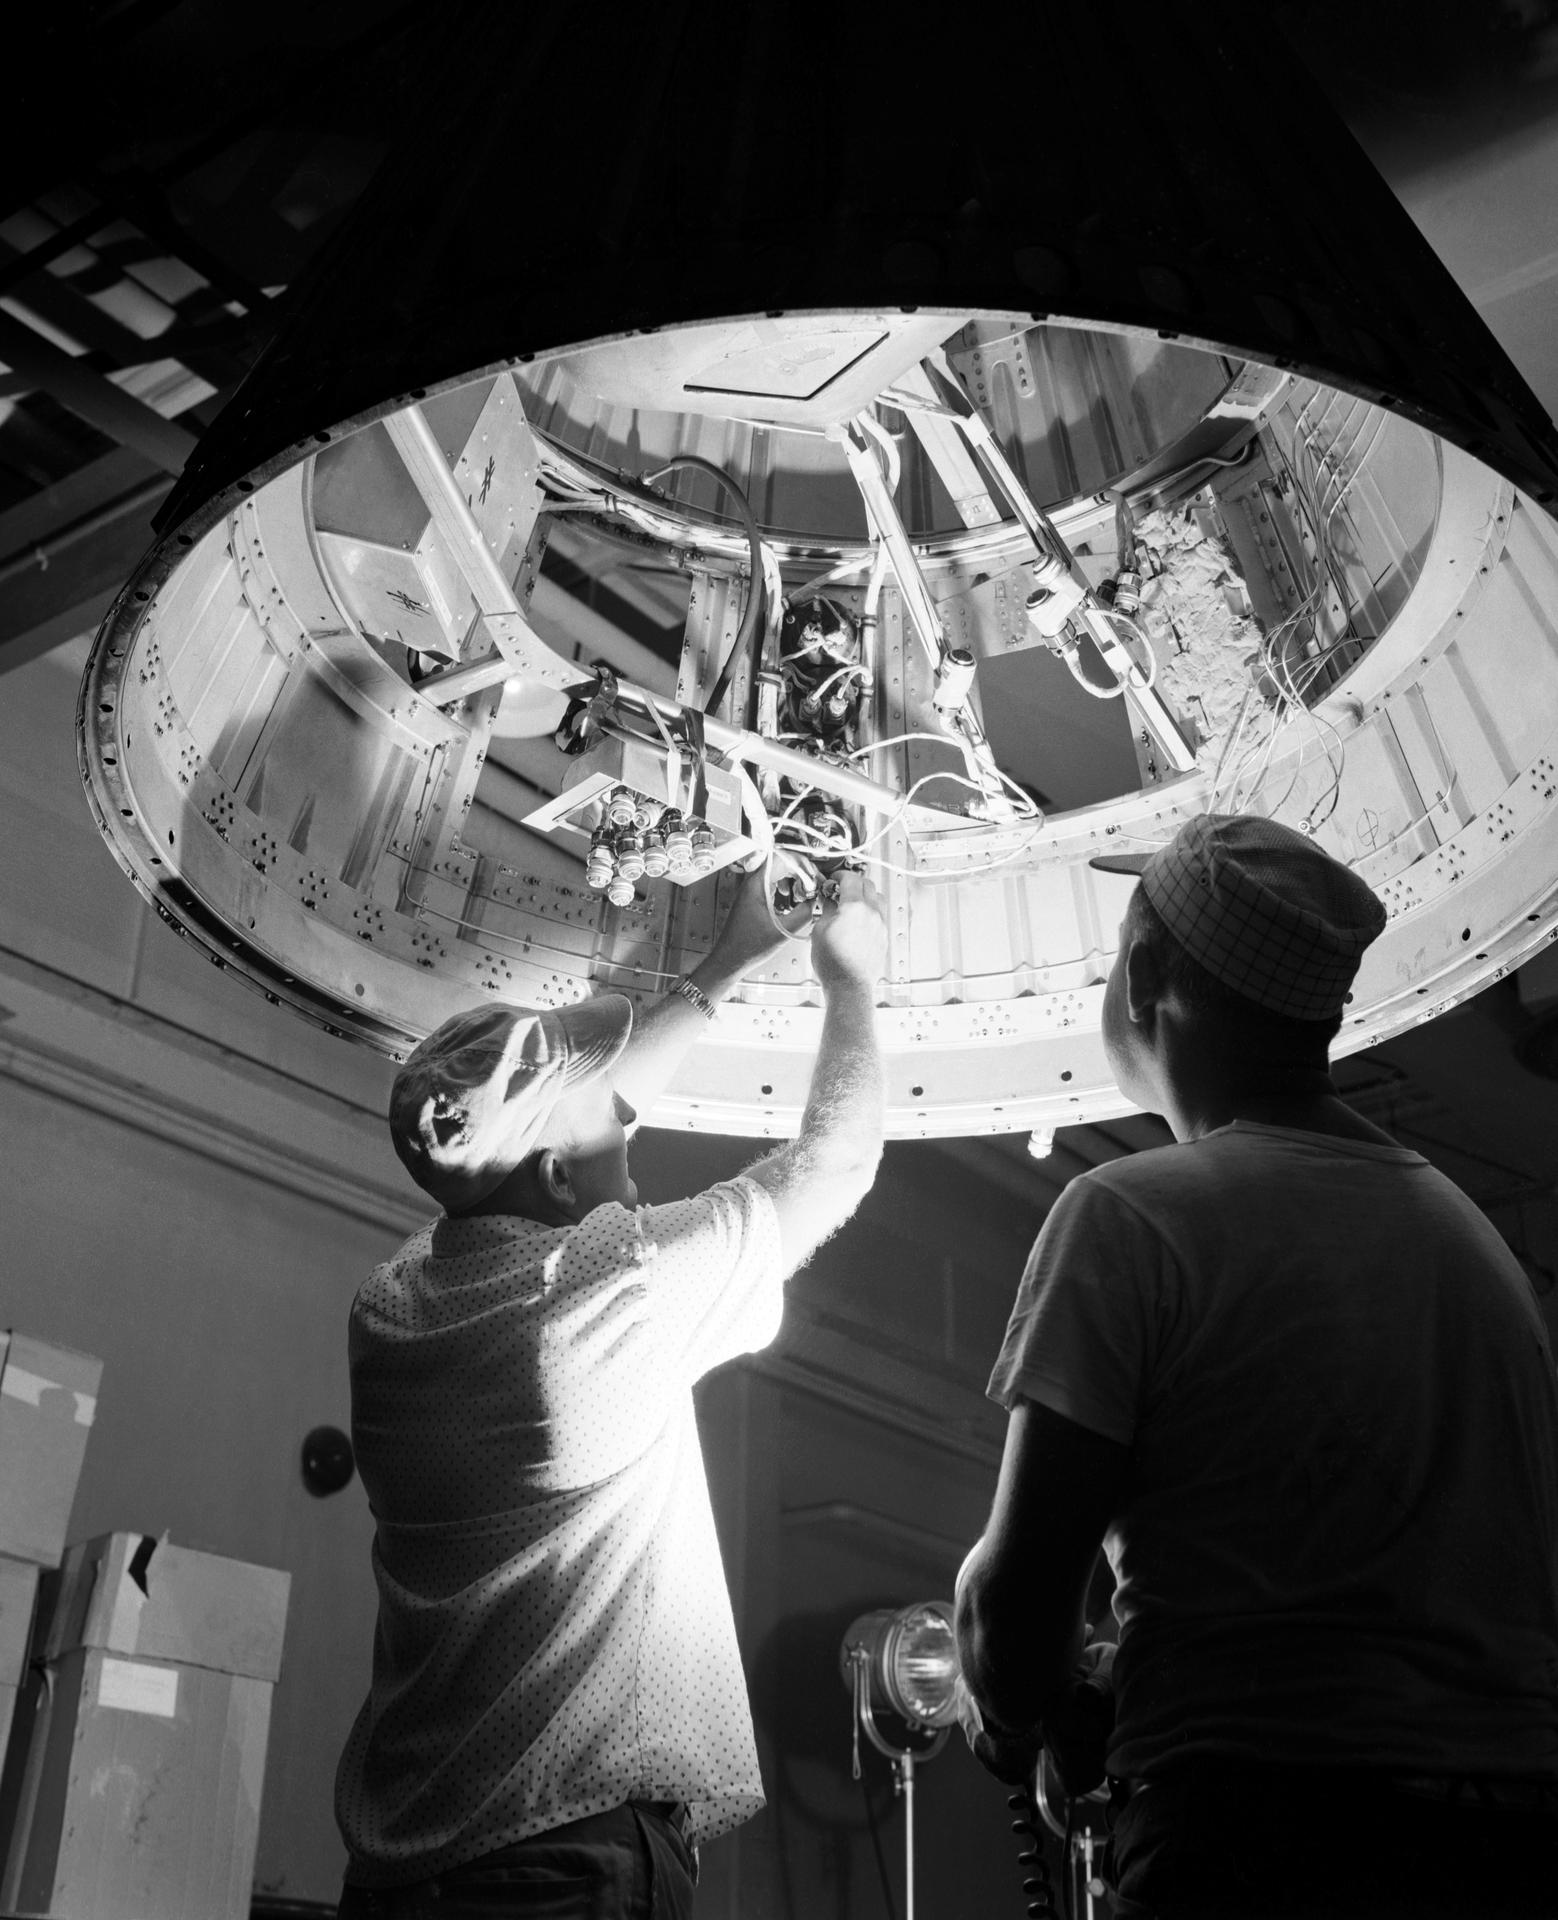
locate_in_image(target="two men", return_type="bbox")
[335,869,886,1918]
[956,813,1558,1919]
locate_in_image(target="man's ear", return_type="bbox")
[536,1149,576,1215]
[1122,934,1161,1028]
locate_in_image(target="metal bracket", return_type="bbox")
[921,350,1197,776]
[383,405,592,697]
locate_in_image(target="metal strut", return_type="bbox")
[912,351,1198,776]
[832,412,1021,818]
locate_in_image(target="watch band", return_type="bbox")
[671,975,716,1020]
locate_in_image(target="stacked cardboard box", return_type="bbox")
[0,1332,102,1768]
[0,1532,290,1920]
[0,1560,39,1779]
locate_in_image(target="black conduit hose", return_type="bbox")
[642,453,764,718]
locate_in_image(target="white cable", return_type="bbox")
[1063,643,1130,699]
[844,729,1041,823]
[1108,611,1159,690]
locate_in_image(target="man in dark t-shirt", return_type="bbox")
[955,814,1558,1919]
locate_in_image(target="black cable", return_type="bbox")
[859,1771,899,1920]
[640,453,764,717]
[1062,1795,1076,1920]
[1010,1785,1061,1920]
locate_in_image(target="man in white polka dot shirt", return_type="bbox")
[335,870,887,1918]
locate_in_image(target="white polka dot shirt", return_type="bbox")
[334,1176,784,1886]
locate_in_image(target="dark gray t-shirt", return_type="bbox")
[990,1121,1558,1779]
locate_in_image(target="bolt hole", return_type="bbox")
[236,480,254,493]
[760,1084,772,1096]
[1060,1070,1073,1082]
[911,1084,924,1097]
[1461,928,1472,941]
[167,831,174,846]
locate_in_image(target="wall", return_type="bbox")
[0,636,405,1898]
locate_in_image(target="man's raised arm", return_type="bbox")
[609,868,793,1122]
[742,872,886,1275]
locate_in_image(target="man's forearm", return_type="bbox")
[955,1539,1083,1734]
[611,945,765,1118]
[794,975,884,1171]
[610,874,791,1118]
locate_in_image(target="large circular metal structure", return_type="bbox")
[77,1,1558,1140]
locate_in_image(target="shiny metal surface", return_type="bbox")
[78,309,1558,1138]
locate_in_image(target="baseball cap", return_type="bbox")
[1090,813,1386,1021]
[389,995,633,1212]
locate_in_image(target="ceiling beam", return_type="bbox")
[0,474,171,673]
[0,310,195,475]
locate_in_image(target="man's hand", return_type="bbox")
[811,871,886,990]
[1041,1668,1114,1799]
[955,1675,1043,1786]
[958,1669,1112,1794]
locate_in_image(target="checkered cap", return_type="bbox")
[1091,814,1387,1021]
[389,995,633,1211]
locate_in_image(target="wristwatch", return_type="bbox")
[671,976,716,1020]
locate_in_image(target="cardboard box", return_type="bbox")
[0,1556,40,1685]
[0,1534,289,1920]
[1,1650,273,1920]
[0,1334,102,1567]
[40,1533,288,1681]
[0,1556,40,1771]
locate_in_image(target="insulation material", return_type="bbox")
[1131,506,1274,774]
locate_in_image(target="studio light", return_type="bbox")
[840,1601,958,1920]
[841,1600,961,1736]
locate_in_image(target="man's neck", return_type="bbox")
[1158,1040,1397,1148]
[1210,1090,1397,1147]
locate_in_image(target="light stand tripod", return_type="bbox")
[845,1642,951,1920]
[840,1602,960,1920]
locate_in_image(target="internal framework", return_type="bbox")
[80,312,1558,1138]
